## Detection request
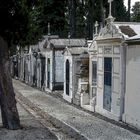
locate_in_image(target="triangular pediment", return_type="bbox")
[64,47,72,56]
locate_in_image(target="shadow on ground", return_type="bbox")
[0,103,57,140]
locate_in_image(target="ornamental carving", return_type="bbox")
[99,17,121,38]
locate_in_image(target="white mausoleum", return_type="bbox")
[93,15,140,121]
[44,38,86,93]
[63,46,88,104]
[123,35,140,129]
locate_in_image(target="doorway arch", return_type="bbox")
[47,58,50,88]
[65,59,70,95]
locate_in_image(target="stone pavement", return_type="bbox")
[0,103,57,140]
[13,80,140,140]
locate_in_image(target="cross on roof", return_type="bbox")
[48,23,50,36]
[95,21,99,35]
[108,0,113,17]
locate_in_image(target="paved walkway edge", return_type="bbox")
[15,89,88,140]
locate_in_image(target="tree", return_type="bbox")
[42,0,67,37]
[68,0,76,38]
[0,0,43,129]
[85,0,108,39]
[85,0,94,39]
[76,0,86,38]
[112,0,127,21]
[131,2,140,22]
[128,0,131,21]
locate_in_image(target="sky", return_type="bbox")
[124,0,139,9]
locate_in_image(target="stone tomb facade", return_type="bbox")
[44,38,86,92]
[94,16,140,121]
[14,36,47,88]
[63,46,89,105]
[10,55,18,79]
[95,18,126,121]
[88,40,98,112]
[27,37,47,88]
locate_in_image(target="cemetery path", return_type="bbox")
[0,102,57,140]
[13,79,140,140]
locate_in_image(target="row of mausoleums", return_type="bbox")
[10,36,87,93]
[10,17,140,130]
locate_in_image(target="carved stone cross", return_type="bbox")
[48,23,50,35]
[95,21,99,35]
[108,0,113,16]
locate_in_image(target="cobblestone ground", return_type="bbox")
[13,80,140,140]
[0,103,57,140]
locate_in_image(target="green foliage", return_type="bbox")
[0,0,129,47]
[0,0,43,47]
[26,3,44,45]
[112,0,127,21]
[42,0,67,37]
[76,0,86,37]
[131,2,140,22]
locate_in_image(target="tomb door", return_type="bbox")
[103,57,112,111]
[33,58,37,86]
[24,59,26,81]
[47,58,50,88]
[65,60,70,95]
[41,57,46,88]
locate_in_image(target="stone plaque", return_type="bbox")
[104,46,112,54]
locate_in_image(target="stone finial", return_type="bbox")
[108,0,113,17]
[48,23,51,36]
[95,21,99,35]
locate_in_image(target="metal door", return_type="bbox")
[103,57,112,111]
[47,58,50,88]
[66,60,70,95]
[41,57,46,88]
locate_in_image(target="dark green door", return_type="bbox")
[41,57,46,88]
[47,58,50,88]
[103,57,112,111]
[66,60,70,95]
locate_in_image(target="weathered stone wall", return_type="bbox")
[123,44,140,129]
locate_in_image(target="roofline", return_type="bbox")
[114,22,140,25]
[96,37,122,43]
[49,38,86,40]
[126,39,140,43]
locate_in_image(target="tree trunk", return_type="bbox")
[0,36,20,130]
[100,0,105,26]
[128,0,131,21]
[86,0,94,40]
[68,0,76,38]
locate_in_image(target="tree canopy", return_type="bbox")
[0,0,43,47]
[0,0,132,46]
[131,2,140,22]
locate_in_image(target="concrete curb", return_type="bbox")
[15,89,89,140]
